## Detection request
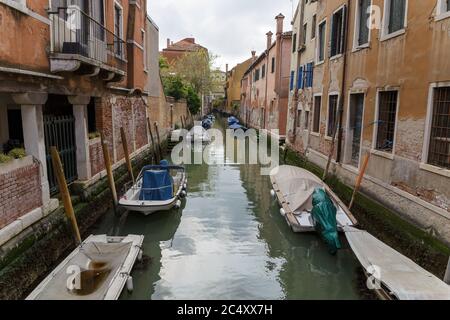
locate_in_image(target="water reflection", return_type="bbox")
[91,116,361,300]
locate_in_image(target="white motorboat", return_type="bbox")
[119,161,187,215]
[270,165,357,233]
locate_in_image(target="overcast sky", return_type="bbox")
[148,0,296,71]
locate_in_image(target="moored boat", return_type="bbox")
[270,165,357,233]
[119,161,187,215]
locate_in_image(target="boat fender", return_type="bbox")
[175,200,182,209]
[127,276,134,292]
[183,183,187,190]
[138,249,143,262]
[181,190,187,198]
[280,208,286,217]
[270,189,276,198]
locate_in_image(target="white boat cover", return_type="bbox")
[270,166,325,212]
[345,226,450,300]
[27,235,144,300]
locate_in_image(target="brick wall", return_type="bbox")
[0,161,42,229]
[89,138,104,177]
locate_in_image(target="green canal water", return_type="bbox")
[91,119,363,300]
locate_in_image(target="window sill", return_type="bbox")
[310,131,320,137]
[380,29,406,42]
[324,135,333,141]
[329,54,343,62]
[352,43,370,53]
[435,11,450,22]
[419,163,450,178]
[370,149,394,160]
[315,60,325,67]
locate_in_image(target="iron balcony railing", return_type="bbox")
[49,6,127,72]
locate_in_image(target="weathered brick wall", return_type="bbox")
[89,138,104,177]
[133,97,148,150]
[0,161,42,229]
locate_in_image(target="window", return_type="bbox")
[114,3,123,56]
[7,109,24,144]
[142,30,147,70]
[376,91,398,153]
[254,69,260,82]
[304,111,310,130]
[311,15,317,39]
[317,21,326,62]
[436,0,450,20]
[327,95,338,137]
[313,96,322,133]
[290,71,295,91]
[330,6,346,57]
[385,0,407,35]
[262,64,266,79]
[292,34,297,53]
[87,99,97,134]
[271,57,275,73]
[303,23,308,45]
[296,110,302,128]
[356,0,371,46]
[427,87,449,169]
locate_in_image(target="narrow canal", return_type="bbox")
[91,117,363,300]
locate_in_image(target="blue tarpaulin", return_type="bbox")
[228,116,239,125]
[229,123,243,130]
[139,169,173,201]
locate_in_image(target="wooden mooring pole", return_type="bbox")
[50,147,81,245]
[154,122,163,161]
[147,118,159,164]
[100,132,118,213]
[120,127,135,184]
[349,153,370,210]
[180,116,185,129]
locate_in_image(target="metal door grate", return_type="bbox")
[376,91,398,152]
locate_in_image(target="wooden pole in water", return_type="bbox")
[444,257,450,285]
[154,121,163,161]
[349,153,370,210]
[50,147,81,245]
[180,116,185,129]
[100,132,118,212]
[147,118,158,164]
[120,127,135,184]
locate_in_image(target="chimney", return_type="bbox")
[266,31,273,50]
[167,38,170,48]
[275,13,285,35]
[251,50,256,59]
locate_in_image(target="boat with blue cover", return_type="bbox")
[119,160,187,215]
[227,116,239,126]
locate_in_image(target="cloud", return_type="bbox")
[147,0,295,70]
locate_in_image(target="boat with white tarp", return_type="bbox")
[270,165,357,233]
[26,234,144,300]
[344,226,450,300]
[119,161,187,215]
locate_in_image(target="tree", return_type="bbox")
[186,85,201,115]
[162,74,186,101]
[159,56,169,70]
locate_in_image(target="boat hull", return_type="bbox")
[120,198,179,216]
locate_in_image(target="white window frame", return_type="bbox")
[142,29,148,72]
[325,92,340,139]
[330,4,347,59]
[344,90,367,168]
[420,82,450,178]
[311,93,323,136]
[435,0,450,21]
[316,18,327,65]
[352,0,372,51]
[371,88,400,160]
[381,0,408,42]
[114,0,124,40]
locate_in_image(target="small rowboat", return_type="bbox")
[119,161,187,215]
[27,234,144,300]
[270,165,357,233]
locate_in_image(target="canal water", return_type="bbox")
[91,118,363,300]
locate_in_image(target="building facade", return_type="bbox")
[240,14,292,139]
[161,37,207,66]
[0,0,155,240]
[287,0,450,244]
[225,57,253,114]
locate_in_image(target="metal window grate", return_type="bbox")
[376,91,398,152]
[313,96,321,133]
[327,95,338,136]
[428,87,450,169]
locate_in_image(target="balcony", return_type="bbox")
[48,6,126,82]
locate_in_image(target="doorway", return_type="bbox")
[348,93,365,167]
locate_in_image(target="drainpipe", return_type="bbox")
[336,0,351,163]
[292,0,306,139]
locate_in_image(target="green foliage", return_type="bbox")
[159,56,169,70]
[7,148,26,159]
[162,74,187,101]
[88,131,100,140]
[0,153,13,164]
[186,85,201,115]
